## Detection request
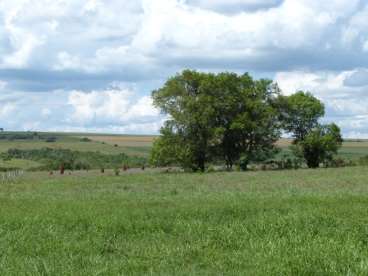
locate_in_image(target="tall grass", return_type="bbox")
[0,167,368,274]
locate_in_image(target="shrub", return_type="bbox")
[80,137,91,142]
[2,148,147,171]
[239,154,249,171]
[324,157,347,168]
[292,124,342,168]
[45,137,57,143]
[359,156,368,166]
[206,165,216,173]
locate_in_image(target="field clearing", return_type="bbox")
[1,167,368,274]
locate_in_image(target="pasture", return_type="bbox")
[0,132,368,172]
[1,167,368,274]
[1,132,368,274]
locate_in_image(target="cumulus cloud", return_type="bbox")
[0,80,7,90]
[275,69,368,138]
[65,86,164,133]
[0,85,163,134]
[344,69,368,87]
[0,0,368,135]
[67,87,160,126]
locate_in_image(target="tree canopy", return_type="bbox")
[151,70,342,171]
[279,91,325,142]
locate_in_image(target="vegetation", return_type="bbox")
[151,71,342,171]
[1,167,368,274]
[151,71,281,171]
[0,132,57,142]
[1,148,147,171]
[280,92,343,168]
[0,133,153,157]
[293,124,343,168]
[279,91,325,141]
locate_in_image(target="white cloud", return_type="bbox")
[0,85,163,134]
[275,69,368,138]
[41,108,51,117]
[0,102,16,119]
[67,86,161,132]
[54,52,84,72]
[2,0,366,73]
[0,0,368,136]
[0,80,7,90]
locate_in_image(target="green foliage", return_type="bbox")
[150,123,193,169]
[278,91,342,168]
[80,137,92,142]
[0,132,58,142]
[152,70,219,171]
[279,91,325,141]
[293,123,343,168]
[45,137,57,143]
[239,154,249,171]
[358,155,368,166]
[211,73,281,169]
[152,70,281,171]
[2,148,146,171]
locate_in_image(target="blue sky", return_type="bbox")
[0,0,368,136]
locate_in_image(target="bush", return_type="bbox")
[239,154,249,171]
[45,137,57,143]
[292,124,342,168]
[324,157,347,168]
[2,148,147,171]
[205,165,216,173]
[359,156,368,166]
[80,137,91,142]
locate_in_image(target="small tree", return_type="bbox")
[279,91,342,168]
[293,123,342,168]
[150,121,193,170]
[279,91,325,142]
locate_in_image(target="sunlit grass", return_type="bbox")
[1,167,368,274]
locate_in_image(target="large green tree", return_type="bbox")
[151,70,282,171]
[151,70,217,171]
[210,73,281,169]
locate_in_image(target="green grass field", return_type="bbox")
[1,167,368,274]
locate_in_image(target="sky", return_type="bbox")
[0,0,368,137]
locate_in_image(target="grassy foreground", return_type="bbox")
[1,167,368,274]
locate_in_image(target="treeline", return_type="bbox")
[150,70,342,171]
[2,148,147,171]
[0,132,57,142]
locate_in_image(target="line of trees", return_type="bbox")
[3,148,147,171]
[150,70,342,171]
